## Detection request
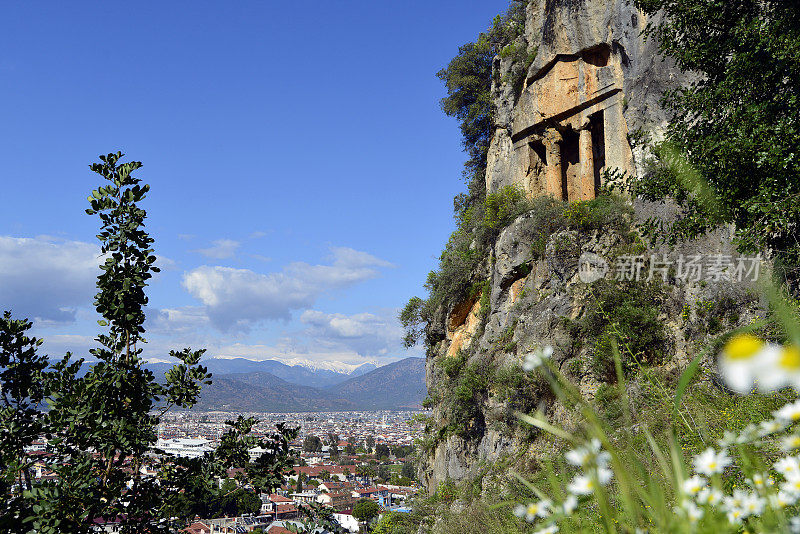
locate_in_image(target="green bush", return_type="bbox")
[484,186,530,232]
[562,193,633,234]
[578,279,668,381]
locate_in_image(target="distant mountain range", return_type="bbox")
[150,356,425,412]
[59,356,424,412]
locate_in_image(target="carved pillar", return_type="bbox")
[542,129,563,200]
[578,126,595,200]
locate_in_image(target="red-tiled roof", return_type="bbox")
[294,465,357,477]
[183,522,211,534]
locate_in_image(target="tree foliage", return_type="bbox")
[635,0,800,288]
[352,498,381,523]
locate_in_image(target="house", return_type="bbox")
[275,503,299,520]
[353,486,391,506]
[292,465,357,481]
[316,491,356,510]
[290,490,318,504]
[183,521,212,534]
[333,511,360,533]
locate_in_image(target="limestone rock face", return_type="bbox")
[419,1,732,494]
[487,0,687,201]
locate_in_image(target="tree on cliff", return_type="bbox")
[635,0,800,289]
[0,152,297,533]
[437,0,526,217]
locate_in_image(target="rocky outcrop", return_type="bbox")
[486,0,686,200]
[419,1,747,493]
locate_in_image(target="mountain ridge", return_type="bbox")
[190,357,425,412]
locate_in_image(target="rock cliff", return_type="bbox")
[419,0,757,494]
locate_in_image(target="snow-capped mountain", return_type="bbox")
[278,357,379,375]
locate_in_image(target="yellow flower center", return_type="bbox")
[708,461,717,470]
[724,334,764,360]
[780,346,800,370]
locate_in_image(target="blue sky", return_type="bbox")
[0,1,509,368]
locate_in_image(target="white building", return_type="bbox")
[333,512,359,533]
[155,437,212,458]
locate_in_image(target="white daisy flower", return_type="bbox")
[726,507,745,525]
[683,501,704,523]
[748,472,773,490]
[533,525,558,534]
[565,440,609,468]
[776,400,800,424]
[769,490,798,508]
[775,456,800,478]
[565,447,590,467]
[682,475,706,496]
[782,477,800,495]
[513,504,526,518]
[758,418,787,437]
[723,490,753,523]
[597,466,614,485]
[718,334,766,393]
[790,516,800,534]
[567,475,595,496]
[741,493,765,516]
[524,499,552,522]
[782,435,800,452]
[697,487,723,506]
[693,448,732,476]
[522,346,553,372]
[755,343,797,392]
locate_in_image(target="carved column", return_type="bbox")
[542,129,563,200]
[578,126,595,200]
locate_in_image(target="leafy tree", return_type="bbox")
[376,464,390,483]
[402,3,529,349]
[303,435,322,452]
[0,152,298,533]
[235,489,262,515]
[289,501,348,534]
[356,464,376,480]
[400,461,415,482]
[318,469,331,482]
[634,0,800,288]
[372,511,414,534]
[436,1,526,214]
[365,435,375,453]
[327,432,339,459]
[352,498,380,524]
[0,313,49,527]
[296,472,305,493]
[374,443,390,460]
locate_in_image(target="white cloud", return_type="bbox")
[193,239,241,259]
[0,236,100,324]
[300,309,405,357]
[181,247,392,331]
[148,306,210,335]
